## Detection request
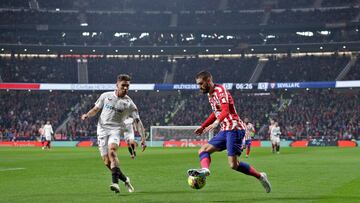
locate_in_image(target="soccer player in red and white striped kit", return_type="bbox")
[243,117,255,158]
[187,71,271,193]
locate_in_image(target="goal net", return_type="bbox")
[150,126,214,147]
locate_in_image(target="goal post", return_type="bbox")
[150,126,214,147]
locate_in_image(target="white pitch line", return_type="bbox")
[0,168,26,172]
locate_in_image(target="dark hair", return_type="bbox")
[117,74,131,82]
[196,70,212,80]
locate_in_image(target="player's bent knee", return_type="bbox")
[198,148,204,155]
[108,148,118,159]
[227,157,238,170]
[198,144,213,155]
[198,146,208,155]
[109,144,118,152]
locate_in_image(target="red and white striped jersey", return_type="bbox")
[245,123,255,140]
[208,84,246,131]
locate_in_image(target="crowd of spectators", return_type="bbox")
[0,10,79,26]
[321,0,358,7]
[1,89,359,142]
[276,0,315,9]
[278,89,360,141]
[86,12,171,28]
[0,57,171,84]
[173,57,258,83]
[0,91,80,141]
[0,3,358,48]
[35,0,219,11]
[268,8,359,25]
[0,57,77,83]
[1,7,357,27]
[0,55,355,84]
[0,0,29,9]
[342,58,360,80]
[87,57,170,83]
[127,0,220,11]
[259,54,350,82]
[178,11,264,27]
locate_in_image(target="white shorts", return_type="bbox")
[271,137,280,145]
[97,128,121,157]
[124,124,134,141]
[45,135,52,141]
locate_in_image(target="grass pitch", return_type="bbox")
[0,147,360,203]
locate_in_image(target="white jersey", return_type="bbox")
[43,124,53,140]
[95,91,139,137]
[270,126,281,139]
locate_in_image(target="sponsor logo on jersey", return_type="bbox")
[104,104,123,113]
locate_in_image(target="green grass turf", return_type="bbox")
[0,147,360,203]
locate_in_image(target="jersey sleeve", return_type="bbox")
[129,99,140,120]
[215,87,230,122]
[215,88,229,104]
[201,112,216,128]
[94,93,105,109]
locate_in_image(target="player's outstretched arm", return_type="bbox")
[195,112,216,135]
[203,103,229,133]
[134,118,147,152]
[81,106,100,120]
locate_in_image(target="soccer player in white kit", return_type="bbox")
[81,74,146,194]
[270,121,281,154]
[43,121,53,150]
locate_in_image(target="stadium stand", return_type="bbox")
[0,91,80,141]
[342,58,360,80]
[173,57,258,83]
[87,57,170,83]
[0,0,359,143]
[258,54,350,82]
[0,57,77,83]
[1,89,359,141]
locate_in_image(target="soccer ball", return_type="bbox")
[187,174,206,189]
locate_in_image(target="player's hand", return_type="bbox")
[141,140,147,152]
[81,114,88,120]
[203,120,220,134]
[194,127,204,135]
